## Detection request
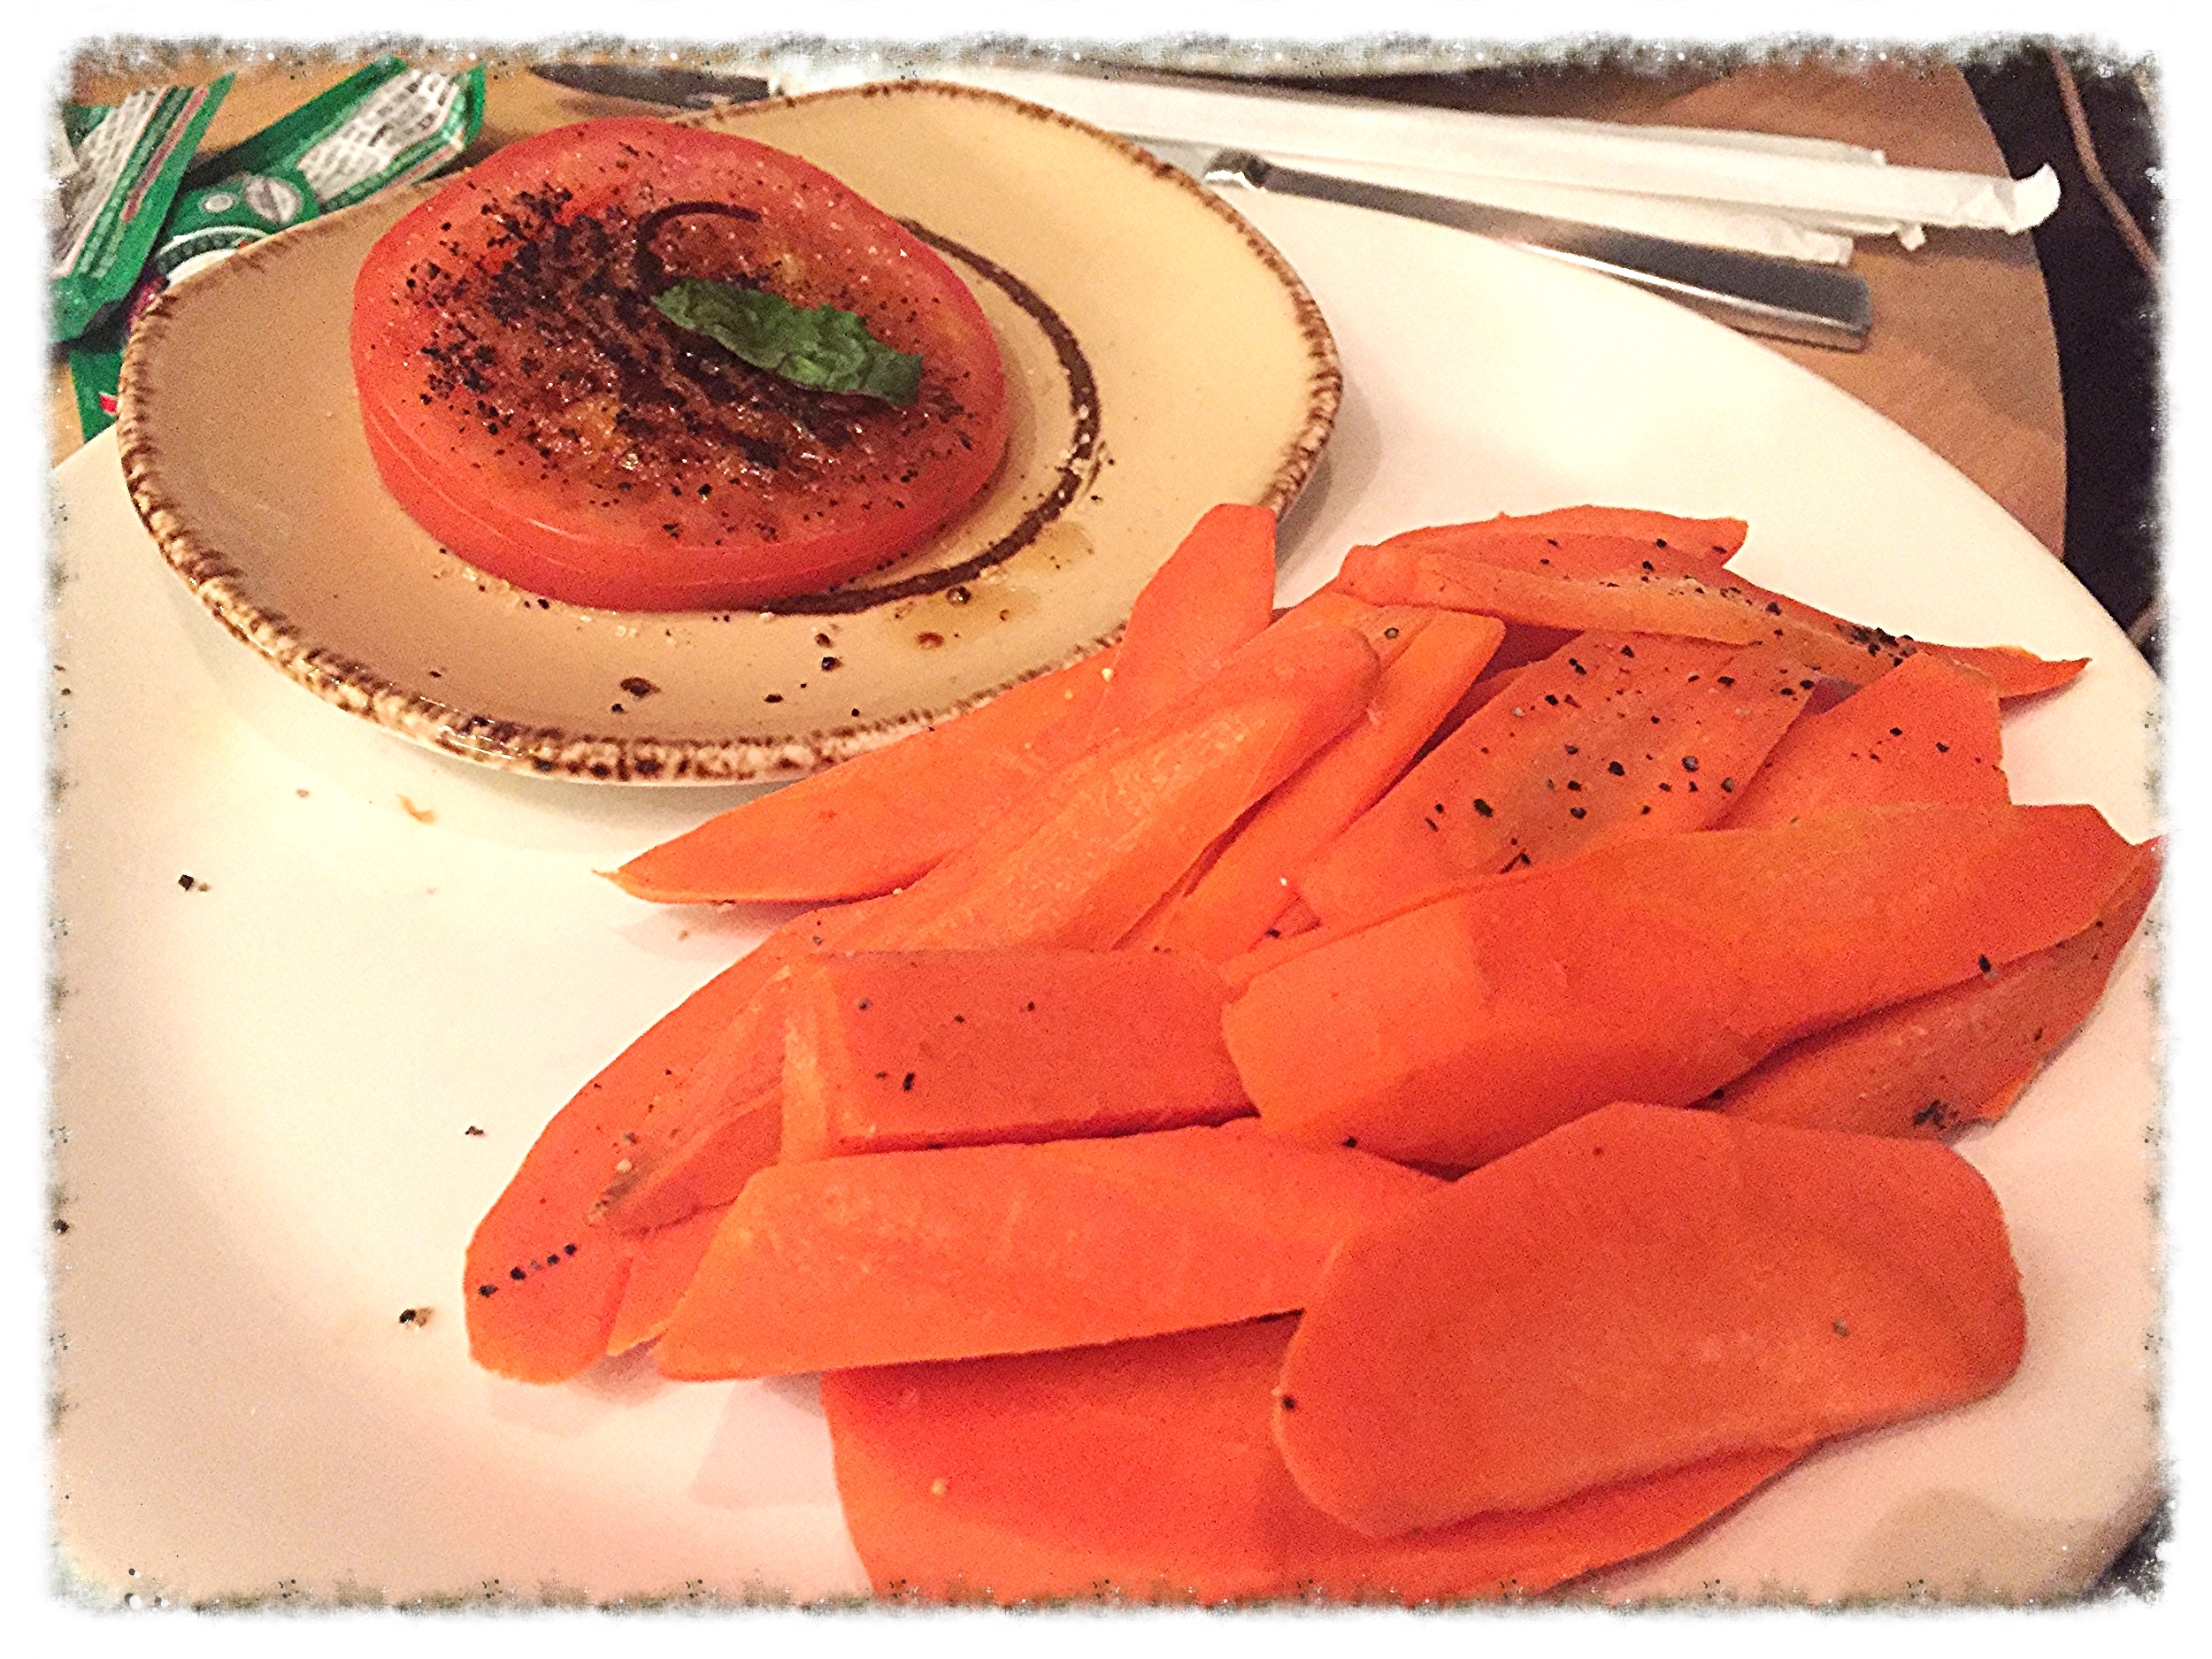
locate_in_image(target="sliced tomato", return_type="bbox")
[350,119,1009,611]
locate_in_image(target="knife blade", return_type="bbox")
[1182,148,1871,351]
[530,62,773,108]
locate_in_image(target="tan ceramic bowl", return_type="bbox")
[117,81,1339,782]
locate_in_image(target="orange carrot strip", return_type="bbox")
[597,622,1380,1230]
[1112,845,1229,949]
[605,1202,731,1356]
[600,1082,785,1237]
[1450,505,1749,559]
[610,647,1117,905]
[653,1124,1440,1379]
[1417,661,1534,762]
[1225,803,2141,1168]
[780,948,1248,1161]
[459,901,857,1383]
[612,502,1281,908]
[1153,611,1505,960]
[845,621,1380,956]
[1085,503,1279,750]
[615,503,1286,908]
[824,1317,1801,1605]
[1719,650,2008,829]
[1339,535,1771,639]
[1296,631,1809,929]
[1916,643,2086,699]
[1371,520,1738,581]
[1714,838,2161,1136]
[1469,623,1582,679]
[1274,1104,2025,1535]
[1217,905,1379,995]
[1099,570,1438,955]
[1337,534,2086,699]
[1178,610,1449,949]
[1271,588,1436,664]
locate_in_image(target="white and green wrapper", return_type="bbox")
[63,56,486,442]
[157,57,488,280]
[50,77,233,344]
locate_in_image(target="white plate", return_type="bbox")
[50,184,2160,1607]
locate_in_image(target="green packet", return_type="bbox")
[66,56,487,442]
[160,55,488,278]
[50,77,233,344]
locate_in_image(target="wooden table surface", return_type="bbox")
[55,49,2067,558]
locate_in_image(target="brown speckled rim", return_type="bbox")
[116,79,1341,785]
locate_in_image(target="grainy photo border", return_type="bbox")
[18,3,2193,1653]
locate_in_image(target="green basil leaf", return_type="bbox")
[652,277,923,407]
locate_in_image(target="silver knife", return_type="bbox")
[1173,147,1871,351]
[530,61,773,108]
[525,65,1870,350]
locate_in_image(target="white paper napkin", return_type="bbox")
[766,57,2059,265]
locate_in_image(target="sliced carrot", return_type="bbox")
[653,1123,1440,1379]
[1336,534,2086,698]
[609,647,1117,905]
[1269,588,1436,665]
[610,502,1280,908]
[458,908,845,1383]
[824,1317,1801,1604]
[1085,503,1279,750]
[605,1202,731,1356]
[1337,534,1778,641]
[1714,838,2161,1136]
[1909,643,2086,699]
[1225,803,2141,1167]
[1371,520,1737,582]
[1469,623,1581,678]
[1217,905,1379,995]
[1274,1103,2026,1536]
[599,1081,786,1236]
[462,887,912,1383]
[1151,611,1505,960]
[517,507,1286,1308]
[1115,606,1442,947]
[849,619,1380,955]
[780,948,1248,1161]
[1415,661,1534,764]
[1448,505,1749,559]
[588,898,896,1232]
[593,621,1379,1231]
[1718,649,2008,828]
[1113,827,1237,950]
[1295,631,1808,929]
[1222,866,1572,1001]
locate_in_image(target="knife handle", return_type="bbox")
[1206,150,1872,352]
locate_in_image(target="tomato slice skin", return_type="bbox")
[350,119,1009,611]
